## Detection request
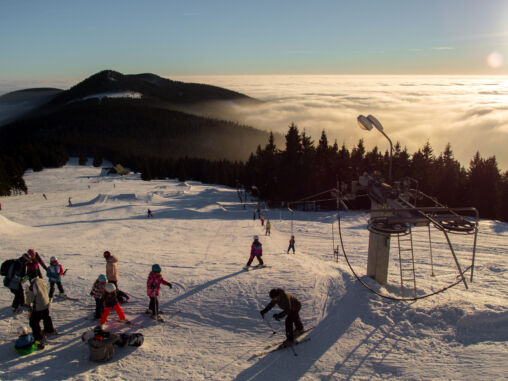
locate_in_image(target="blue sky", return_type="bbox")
[1,0,507,80]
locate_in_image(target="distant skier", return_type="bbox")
[24,275,56,344]
[244,235,264,268]
[260,288,304,346]
[90,274,107,320]
[25,249,48,279]
[99,283,127,325]
[147,209,153,218]
[3,255,28,313]
[42,194,47,200]
[68,197,72,206]
[265,220,271,236]
[260,215,265,226]
[103,250,129,303]
[287,235,295,254]
[46,256,65,299]
[253,211,256,220]
[146,264,172,318]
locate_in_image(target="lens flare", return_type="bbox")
[486,52,503,69]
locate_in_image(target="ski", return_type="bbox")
[243,265,271,271]
[252,337,311,358]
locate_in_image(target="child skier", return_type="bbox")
[260,215,265,226]
[24,249,48,279]
[146,264,172,318]
[46,256,65,299]
[244,235,264,268]
[287,235,296,254]
[260,288,304,346]
[14,326,39,355]
[99,283,127,325]
[265,220,271,236]
[90,274,107,319]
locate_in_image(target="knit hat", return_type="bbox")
[104,283,116,293]
[98,274,107,283]
[152,264,161,273]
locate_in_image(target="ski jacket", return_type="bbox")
[26,252,47,274]
[146,271,170,297]
[15,334,35,349]
[90,279,106,299]
[47,264,64,283]
[289,238,295,245]
[104,290,119,308]
[251,241,262,256]
[88,332,124,362]
[26,277,50,312]
[105,255,119,282]
[260,289,301,318]
[4,258,26,291]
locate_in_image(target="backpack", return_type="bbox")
[1,259,15,277]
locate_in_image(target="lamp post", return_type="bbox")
[357,115,393,183]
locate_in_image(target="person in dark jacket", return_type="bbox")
[260,288,304,345]
[87,325,126,362]
[24,249,47,279]
[4,256,27,313]
[99,283,127,325]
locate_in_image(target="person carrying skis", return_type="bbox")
[260,288,304,346]
[244,235,264,268]
[99,283,127,325]
[46,256,65,299]
[265,220,271,236]
[3,255,28,313]
[103,250,129,303]
[90,274,107,319]
[25,249,48,279]
[24,275,56,343]
[287,235,296,254]
[146,264,172,318]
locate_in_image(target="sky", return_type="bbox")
[1,0,508,81]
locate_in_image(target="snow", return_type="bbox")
[81,91,142,101]
[0,159,507,380]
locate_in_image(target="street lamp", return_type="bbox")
[357,114,393,183]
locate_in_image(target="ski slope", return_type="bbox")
[0,159,507,380]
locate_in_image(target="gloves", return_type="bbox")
[273,313,281,321]
[168,283,173,289]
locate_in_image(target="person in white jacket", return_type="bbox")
[24,276,56,342]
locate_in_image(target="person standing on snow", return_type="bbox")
[265,220,271,236]
[46,256,65,299]
[24,275,56,343]
[90,274,107,320]
[25,249,48,279]
[147,209,153,218]
[146,264,172,318]
[4,255,28,313]
[103,250,129,303]
[287,235,296,254]
[260,214,265,226]
[244,235,264,268]
[260,288,304,346]
[99,283,127,325]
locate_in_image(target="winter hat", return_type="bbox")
[253,235,259,240]
[103,251,111,258]
[269,288,282,299]
[50,256,58,263]
[152,264,161,273]
[104,283,116,293]
[98,274,107,283]
[27,249,35,257]
[17,326,28,335]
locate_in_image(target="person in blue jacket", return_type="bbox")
[47,256,65,299]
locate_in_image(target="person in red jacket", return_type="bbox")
[146,264,172,318]
[244,235,264,269]
[24,249,47,279]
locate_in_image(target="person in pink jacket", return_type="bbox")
[146,264,172,318]
[103,250,129,303]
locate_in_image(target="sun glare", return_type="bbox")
[486,51,503,69]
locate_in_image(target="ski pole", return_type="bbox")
[262,315,276,335]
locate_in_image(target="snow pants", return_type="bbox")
[10,287,24,309]
[148,297,159,315]
[287,244,295,254]
[285,310,303,341]
[246,254,264,267]
[49,281,65,298]
[94,297,104,319]
[100,303,126,325]
[30,308,55,341]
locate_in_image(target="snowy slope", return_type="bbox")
[0,160,507,380]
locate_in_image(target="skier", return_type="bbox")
[260,288,304,346]
[265,220,271,236]
[147,209,153,218]
[3,255,28,313]
[14,326,39,355]
[25,249,48,279]
[253,211,256,220]
[103,250,129,303]
[46,256,65,299]
[42,194,47,200]
[68,197,72,206]
[287,235,296,254]
[24,275,56,343]
[244,235,264,269]
[99,283,127,325]
[146,264,172,318]
[90,274,107,319]
[260,214,265,226]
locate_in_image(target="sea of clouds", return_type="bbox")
[175,75,508,171]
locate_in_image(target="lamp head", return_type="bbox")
[357,115,373,131]
[367,115,384,132]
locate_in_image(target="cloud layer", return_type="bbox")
[176,75,508,171]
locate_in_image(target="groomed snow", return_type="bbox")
[0,159,507,380]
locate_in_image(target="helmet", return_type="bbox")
[98,274,107,283]
[269,288,282,299]
[152,264,161,273]
[27,249,35,257]
[253,235,259,240]
[103,251,111,257]
[50,256,57,263]
[17,326,29,335]
[104,283,116,293]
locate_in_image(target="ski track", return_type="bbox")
[0,160,507,380]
